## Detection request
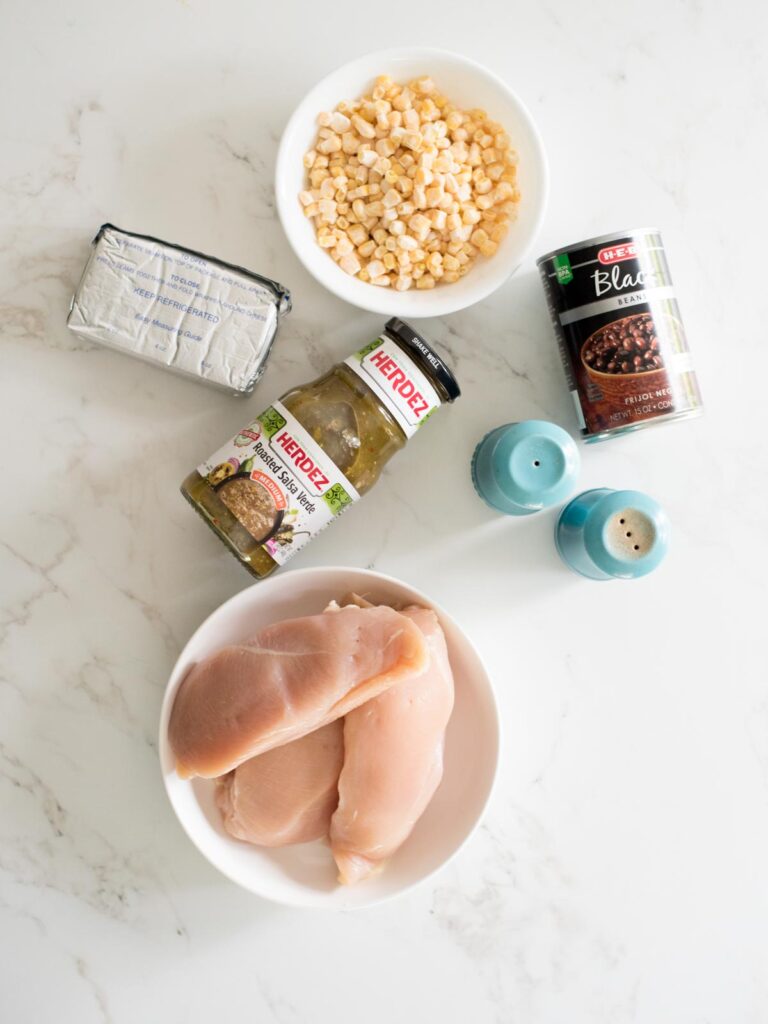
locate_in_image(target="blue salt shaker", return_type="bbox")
[555,488,670,580]
[471,420,580,516]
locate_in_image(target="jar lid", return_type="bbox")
[385,317,461,402]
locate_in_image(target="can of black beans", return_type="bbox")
[537,229,702,442]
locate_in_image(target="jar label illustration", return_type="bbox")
[197,401,359,565]
[345,335,442,439]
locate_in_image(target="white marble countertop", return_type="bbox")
[2,0,767,1020]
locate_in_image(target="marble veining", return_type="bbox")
[1,0,767,1021]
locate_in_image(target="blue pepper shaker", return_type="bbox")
[555,488,670,580]
[472,420,580,516]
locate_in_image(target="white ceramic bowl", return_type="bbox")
[159,567,500,909]
[275,48,548,317]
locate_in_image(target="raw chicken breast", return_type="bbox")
[168,604,427,779]
[330,601,454,884]
[216,720,344,846]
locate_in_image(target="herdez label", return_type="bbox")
[345,335,442,438]
[198,401,359,565]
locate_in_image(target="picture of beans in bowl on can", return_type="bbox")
[207,459,309,551]
[579,311,688,421]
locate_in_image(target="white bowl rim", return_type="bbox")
[275,46,549,317]
[158,565,502,908]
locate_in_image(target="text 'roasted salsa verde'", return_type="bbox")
[181,318,460,578]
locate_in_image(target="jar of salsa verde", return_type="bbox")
[181,318,460,578]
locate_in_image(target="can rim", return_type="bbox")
[536,228,663,267]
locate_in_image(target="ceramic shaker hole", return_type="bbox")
[604,509,656,561]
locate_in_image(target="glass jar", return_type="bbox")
[181,317,460,578]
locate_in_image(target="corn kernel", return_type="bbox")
[402,131,422,151]
[348,223,367,246]
[340,253,361,275]
[428,209,447,230]
[302,73,519,291]
[425,185,443,207]
[330,112,351,133]
[317,134,341,155]
[341,132,361,155]
[352,113,376,139]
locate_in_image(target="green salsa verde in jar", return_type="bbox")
[181,318,460,578]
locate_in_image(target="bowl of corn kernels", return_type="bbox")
[275,48,548,317]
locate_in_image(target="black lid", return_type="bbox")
[385,318,461,402]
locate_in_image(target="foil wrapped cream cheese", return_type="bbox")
[67,224,291,394]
